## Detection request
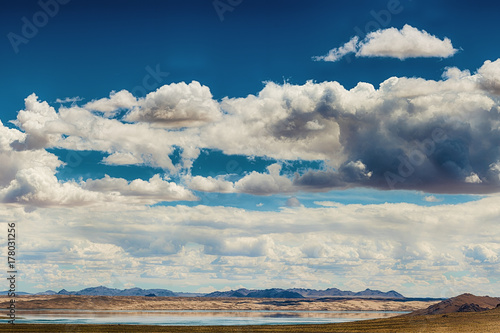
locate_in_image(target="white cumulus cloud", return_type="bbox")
[84,90,137,116]
[5,194,500,296]
[315,25,457,62]
[423,195,443,203]
[124,81,221,127]
[9,59,500,195]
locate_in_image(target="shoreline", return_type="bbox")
[3,295,499,332]
[1,308,500,333]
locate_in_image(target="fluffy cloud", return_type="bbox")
[423,195,442,203]
[285,197,301,207]
[198,63,498,193]
[1,166,102,207]
[315,25,457,62]
[84,90,137,116]
[185,163,302,196]
[11,93,61,150]
[84,81,221,128]
[5,195,500,296]
[292,160,373,191]
[463,244,499,264]
[0,119,102,207]
[124,81,221,127]
[83,174,197,203]
[465,173,482,184]
[9,59,500,195]
[477,59,500,95]
[204,236,275,257]
[235,164,294,195]
[0,117,196,207]
[201,81,345,161]
[186,175,235,193]
[55,97,84,104]
[358,25,457,59]
[14,95,183,170]
[313,36,359,62]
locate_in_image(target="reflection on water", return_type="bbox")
[17,309,407,326]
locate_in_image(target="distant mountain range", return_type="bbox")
[204,288,305,298]
[56,286,179,297]
[0,291,32,296]
[291,288,404,298]
[204,288,404,299]
[2,286,405,299]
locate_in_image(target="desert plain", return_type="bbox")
[1,294,500,332]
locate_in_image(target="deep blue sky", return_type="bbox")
[2,0,499,121]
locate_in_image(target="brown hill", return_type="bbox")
[409,293,500,316]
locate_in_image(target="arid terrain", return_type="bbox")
[409,293,500,316]
[1,294,499,332]
[1,307,500,333]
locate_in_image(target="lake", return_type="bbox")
[17,309,408,326]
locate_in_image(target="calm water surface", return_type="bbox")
[17,309,408,326]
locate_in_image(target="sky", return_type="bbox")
[0,0,500,297]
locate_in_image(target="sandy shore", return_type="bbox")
[2,296,498,332]
[0,295,438,312]
[1,308,500,333]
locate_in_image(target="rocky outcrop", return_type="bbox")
[410,293,500,316]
